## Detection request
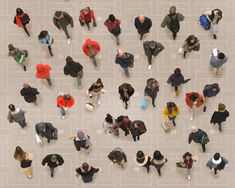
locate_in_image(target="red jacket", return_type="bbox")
[36,64,51,79]
[185,92,204,108]
[82,39,100,57]
[104,19,121,32]
[79,9,96,23]
[57,96,75,108]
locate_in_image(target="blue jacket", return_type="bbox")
[209,54,227,68]
[206,157,228,170]
[39,31,53,46]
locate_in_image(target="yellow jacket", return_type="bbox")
[163,106,180,120]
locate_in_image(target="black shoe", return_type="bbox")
[173,33,176,40]
[203,107,207,112]
[51,173,54,177]
[140,34,143,40]
[183,51,187,58]
[173,121,176,126]
[152,104,156,108]
[158,171,161,176]
[213,34,217,39]
[23,65,26,71]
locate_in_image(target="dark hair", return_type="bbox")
[105,114,113,124]
[96,78,102,83]
[213,153,220,160]
[183,152,192,159]
[51,154,57,161]
[174,68,181,75]
[136,150,144,159]
[113,150,123,162]
[109,14,116,22]
[187,35,197,44]
[218,103,226,111]
[116,116,124,123]
[64,94,71,101]
[167,102,176,113]
[82,162,89,171]
[8,104,15,111]
[16,8,24,15]
[153,150,164,160]
[38,31,48,40]
[169,6,176,14]
[66,56,73,63]
[190,93,199,102]
[8,44,15,51]
[55,11,62,18]
[217,52,225,60]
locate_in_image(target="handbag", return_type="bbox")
[176,161,187,168]
[21,159,32,168]
[178,48,184,54]
[140,97,148,109]
[7,112,14,123]
[161,121,171,132]
[85,102,94,112]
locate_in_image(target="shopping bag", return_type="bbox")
[85,102,94,112]
[140,97,148,109]
[161,121,171,132]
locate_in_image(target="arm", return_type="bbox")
[134,18,138,29]
[123,153,127,162]
[64,12,74,27]
[163,108,168,121]
[188,134,192,144]
[69,135,76,140]
[42,156,48,166]
[160,16,168,28]
[157,43,165,53]
[53,17,61,29]
[91,10,96,23]
[104,18,109,27]
[57,155,64,165]
[178,13,185,21]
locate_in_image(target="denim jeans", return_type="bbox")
[46,77,52,86]
[17,119,27,128]
[123,67,129,77]
[76,70,84,87]
[60,107,66,116]
[211,23,217,35]
[90,56,97,67]
[62,27,70,39]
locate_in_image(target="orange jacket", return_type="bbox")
[36,64,51,79]
[82,39,100,57]
[57,96,75,108]
[185,92,204,108]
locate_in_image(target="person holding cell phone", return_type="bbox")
[209,49,228,75]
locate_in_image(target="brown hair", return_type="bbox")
[218,103,226,111]
[14,146,27,161]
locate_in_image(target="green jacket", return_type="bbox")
[161,13,184,30]
[53,12,74,29]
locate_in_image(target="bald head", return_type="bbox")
[139,14,145,23]
[117,50,125,57]
[191,126,198,133]
[23,83,29,88]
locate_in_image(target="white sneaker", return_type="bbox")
[190,117,193,121]
[28,175,32,179]
[187,175,191,180]
[216,72,220,75]
[61,116,65,119]
[67,39,71,44]
[148,65,152,70]
[97,100,101,105]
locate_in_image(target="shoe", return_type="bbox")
[216,71,220,75]
[148,65,152,70]
[203,107,207,112]
[173,122,176,126]
[213,34,217,39]
[61,116,65,119]
[51,173,54,177]
[175,90,179,96]
[23,65,26,71]
[97,100,101,105]
[67,39,71,44]
[34,101,38,105]
[140,35,143,40]
[173,33,176,40]
[190,117,193,121]
[152,104,156,108]
[214,173,218,177]
[187,175,191,180]
[28,175,32,179]
[183,51,187,58]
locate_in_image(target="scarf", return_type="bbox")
[15,14,24,28]
[212,157,222,165]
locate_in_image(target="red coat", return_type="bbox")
[57,96,75,108]
[104,19,121,32]
[79,9,96,23]
[82,39,100,57]
[185,92,204,108]
[36,64,51,79]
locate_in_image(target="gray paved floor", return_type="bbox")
[1,0,235,187]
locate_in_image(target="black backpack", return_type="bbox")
[168,14,180,33]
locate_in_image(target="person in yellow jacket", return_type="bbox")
[163,102,180,126]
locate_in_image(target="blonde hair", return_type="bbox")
[14,146,27,161]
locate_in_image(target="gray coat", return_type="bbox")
[210,54,228,68]
[206,157,228,170]
[143,41,164,57]
[8,109,25,122]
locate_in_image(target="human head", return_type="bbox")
[51,154,57,162]
[16,8,24,15]
[83,7,90,15]
[139,14,145,23]
[191,126,198,133]
[8,104,16,111]
[81,162,89,171]
[116,116,124,123]
[183,152,192,160]
[109,14,116,22]
[14,146,26,161]
[38,31,48,40]
[36,64,44,72]
[153,150,163,160]
[136,150,145,159]
[95,78,102,86]
[105,114,113,124]
[174,68,181,75]
[216,10,222,18]
[63,94,71,101]
[188,35,196,43]
[213,152,220,160]
[23,83,30,89]
[167,102,176,112]
[55,11,63,19]
[77,131,85,140]
[149,41,155,49]
[217,52,225,60]
[169,6,176,14]
[117,50,125,57]
[8,44,15,51]
[218,103,226,111]
[190,92,199,102]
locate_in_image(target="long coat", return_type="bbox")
[143,41,164,57]
[20,86,39,103]
[118,83,134,102]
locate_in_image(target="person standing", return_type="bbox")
[129,120,147,142]
[64,56,83,88]
[79,7,97,30]
[167,68,191,96]
[188,126,209,152]
[209,50,228,75]
[42,154,64,177]
[118,83,135,109]
[53,11,74,44]
[151,150,167,176]
[116,115,132,136]
[13,8,30,36]
[144,78,159,108]
[76,163,100,183]
[108,148,127,168]
[87,78,104,105]
[134,150,151,173]
[104,14,121,45]
[202,83,220,112]
[204,9,223,39]
[56,93,75,119]
[102,114,119,136]
[143,40,164,69]
[69,130,92,154]
[180,152,197,180]
[38,30,54,56]
[8,44,28,71]
[206,153,228,176]
[13,146,33,178]
[181,35,200,58]
[7,104,27,128]
[20,83,39,105]
[134,14,152,40]
[163,102,180,126]
[210,103,229,132]
[35,122,58,144]
[82,39,100,69]
[161,6,184,39]
[115,50,134,77]
[35,64,52,87]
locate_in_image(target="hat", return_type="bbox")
[77,131,85,140]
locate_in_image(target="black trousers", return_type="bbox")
[23,25,30,36]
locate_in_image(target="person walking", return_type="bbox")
[82,39,100,69]
[79,7,97,30]
[8,44,28,71]
[204,9,223,39]
[188,126,209,152]
[35,122,58,144]
[76,163,100,183]
[108,148,127,168]
[102,114,119,136]
[202,83,220,112]
[87,78,104,105]
[143,40,164,70]
[185,92,204,120]
[116,115,132,136]
[181,35,200,58]
[42,154,64,177]
[161,6,184,39]
[64,56,83,88]
[151,150,167,176]
[210,103,229,132]
[167,68,191,96]
[53,11,74,44]
[35,64,52,87]
[129,120,147,142]
[13,146,33,178]
[115,50,134,77]
[20,83,39,105]
[104,14,121,45]
[38,31,54,56]
[7,104,27,128]
[144,78,159,108]
[118,83,135,109]
[206,153,228,176]
[13,8,30,36]
[209,49,228,75]
[69,130,92,154]
[163,102,180,126]
[56,93,75,119]
[134,150,151,173]
[134,14,152,40]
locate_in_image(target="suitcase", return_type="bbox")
[199,15,211,30]
[161,121,171,132]
[140,97,148,109]
[85,102,94,112]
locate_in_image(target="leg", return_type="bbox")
[157,168,161,176]
[90,56,97,67]
[115,36,120,45]
[50,167,55,177]
[76,71,83,88]
[173,32,177,40]
[96,93,101,104]
[190,106,195,120]
[18,119,27,128]
[202,143,206,152]
[203,97,208,112]
[60,107,66,118]
[137,135,140,141]
[183,51,187,58]
[62,27,70,39]
[120,124,129,136]
[211,23,217,39]
[216,67,220,75]
[123,67,129,77]
[46,77,52,87]
[214,168,217,175]
[175,86,179,96]
[24,167,32,178]
[147,55,152,69]
[187,168,191,179]
[218,122,222,132]
[48,45,53,56]
[124,101,128,109]
[151,97,156,108]
[172,117,176,126]
[23,25,30,36]
[140,33,144,40]
[145,163,151,173]
[132,134,136,142]
[85,21,90,30]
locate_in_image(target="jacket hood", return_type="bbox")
[36,64,45,72]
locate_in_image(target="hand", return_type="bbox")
[93,22,97,27]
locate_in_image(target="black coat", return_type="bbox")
[210,110,229,124]
[143,41,164,57]
[14,13,30,26]
[42,154,64,168]
[134,17,152,34]
[118,83,134,102]
[35,122,58,142]
[76,167,99,183]
[64,60,83,77]
[115,53,134,68]
[167,73,190,87]
[108,149,127,163]
[188,129,208,144]
[73,136,90,151]
[20,87,39,103]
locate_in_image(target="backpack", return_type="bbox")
[203,84,220,97]
[200,134,210,144]
[216,159,226,170]
[168,14,180,33]
[199,15,211,30]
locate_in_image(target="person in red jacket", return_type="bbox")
[57,94,75,119]
[36,64,52,87]
[79,7,97,30]
[185,92,204,120]
[82,39,100,69]
[104,14,121,45]
[14,8,30,36]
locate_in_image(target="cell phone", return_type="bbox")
[212,48,218,56]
